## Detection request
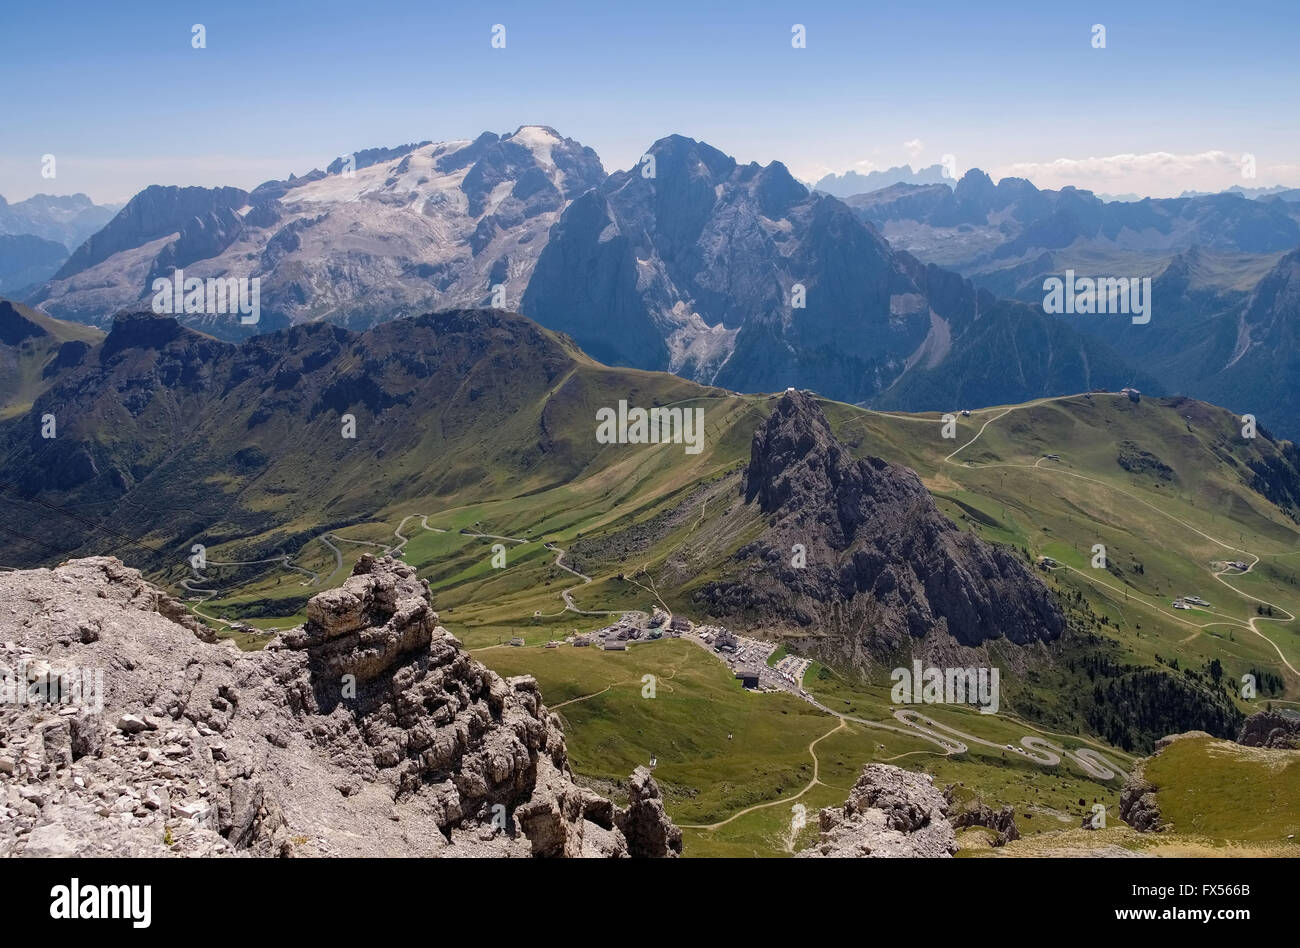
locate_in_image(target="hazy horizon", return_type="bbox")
[3,129,1296,208]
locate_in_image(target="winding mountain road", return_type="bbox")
[803,695,1127,779]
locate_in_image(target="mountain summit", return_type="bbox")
[29,128,604,337]
[697,391,1065,660]
[523,135,1153,405]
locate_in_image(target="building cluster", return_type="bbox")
[514,608,739,659]
[599,619,641,643]
[700,627,738,652]
[506,603,788,697]
[587,608,700,650]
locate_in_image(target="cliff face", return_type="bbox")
[0,555,678,858]
[522,134,935,395]
[696,392,1064,660]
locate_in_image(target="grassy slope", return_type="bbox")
[988,735,1300,857]
[0,299,104,420]
[825,394,1300,679]
[153,379,1300,855]
[1143,736,1300,843]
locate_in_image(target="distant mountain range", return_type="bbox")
[0,192,120,249]
[10,129,1300,436]
[842,169,1300,434]
[810,163,951,197]
[847,170,1300,270]
[0,193,120,293]
[523,134,1152,408]
[1180,184,1300,201]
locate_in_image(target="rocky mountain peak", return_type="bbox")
[994,176,1039,197]
[699,392,1065,654]
[953,167,996,201]
[102,311,187,353]
[525,136,940,395]
[645,134,737,183]
[750,160,809,218]
[744,390,850,515]
[277,553,440,685]
[742,390,942,550]
[53,185,249,282]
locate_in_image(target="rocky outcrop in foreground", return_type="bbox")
[797,763,957,857]
[0,555,678,857]
[1119,773,1167,834]
[1237,709,1300,749]
[949,796,1021,846]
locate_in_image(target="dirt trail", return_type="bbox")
[679,719,846,832]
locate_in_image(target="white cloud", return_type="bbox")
[902,139,925,160]
[997,150,1292,198]
[793,163,837,183]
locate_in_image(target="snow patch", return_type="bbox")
[508,125,561,168]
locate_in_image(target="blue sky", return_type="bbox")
[2,0,1297,202]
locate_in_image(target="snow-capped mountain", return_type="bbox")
[29,127,604,338]
[23,129,1156,408]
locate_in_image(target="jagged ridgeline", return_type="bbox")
[696,391,1064,659]
[19,129,1165,418]
[27,128,606,337]
[14,128,1300,436]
